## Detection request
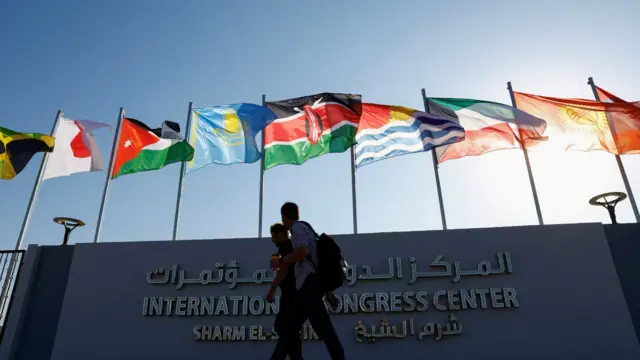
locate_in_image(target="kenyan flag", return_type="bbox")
[264,93,362,170]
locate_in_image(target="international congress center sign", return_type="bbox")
[48,225,640,359]
[143,251,518,343]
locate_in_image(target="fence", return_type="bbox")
[0,250,26,343]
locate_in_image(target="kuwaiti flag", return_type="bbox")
[355,104,465,168]
[42,117,111,180]
[427,98,548,163]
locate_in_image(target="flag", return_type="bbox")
[596,86,627,103]
[354,103,465,168]
[264,93,362,169]
[0,126,55,180]
[513,92,640,155]
[596,86,640,107]
[112,118,194,179]
[42,118,111,180]
[186,104,275,172]
[427,98,548,163]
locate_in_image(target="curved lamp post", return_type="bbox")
[589,192,627,225]
[53,217,86,246]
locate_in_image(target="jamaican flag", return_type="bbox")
[0,126,55,180]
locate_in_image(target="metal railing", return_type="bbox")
[0,250,25,343]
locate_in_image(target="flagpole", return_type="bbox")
[258,94,266,238]
[93,107,124,243]
[171,102,194,241]
[421,89,448,230]
[13,110,62,250]
[1,110,62,311]
[506,82,544,225]
[350,147,358,234]
[587,77,640,222]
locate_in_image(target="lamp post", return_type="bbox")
[589,192,628,225]
[53,217,85,246]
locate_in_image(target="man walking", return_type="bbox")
[277,202,345,360]
[266,223,303,360]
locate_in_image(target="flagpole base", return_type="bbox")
[53,217,86,246]
[589,192,627,225]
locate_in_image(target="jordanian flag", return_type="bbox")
[264,93,362,170]
[427,98,548,163]
[112,118,194,178]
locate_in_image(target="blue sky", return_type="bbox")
[1,0,639,248]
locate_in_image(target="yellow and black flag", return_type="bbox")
[0,126,55,180]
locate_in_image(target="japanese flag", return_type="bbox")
[42,117,111,180]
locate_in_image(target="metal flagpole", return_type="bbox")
[93,107,124,243]
[350,147,358,234]
[1,110,62,309]
[172,102,194,240]
[13,110,62,250]
[421,89,448,230]
[587,77,640,222]
[506,82,544,225]
[258,94,266,238]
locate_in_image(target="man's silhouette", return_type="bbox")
[277,202,345,360]
[267,223,303,360]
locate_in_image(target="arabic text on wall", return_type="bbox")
[142,252,518,342]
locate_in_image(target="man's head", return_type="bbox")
[270,223,288,245]
[280,202,299,229]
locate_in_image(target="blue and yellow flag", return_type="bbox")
[186,104,275,173]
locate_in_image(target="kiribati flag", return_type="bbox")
[354,103,465,168]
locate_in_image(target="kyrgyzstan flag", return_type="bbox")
[42,117,111,180]
[595,86,634,105]
[514,91,640,155]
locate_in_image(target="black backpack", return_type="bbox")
[296,221,347,292]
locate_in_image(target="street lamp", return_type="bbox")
[53,217,86,246]
[589,192,627,224]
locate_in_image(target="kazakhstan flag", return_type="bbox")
[186,104,276,173]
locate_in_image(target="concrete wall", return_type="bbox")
[0,246,75,360]
[1,223,639,360]
[605,224,640,343]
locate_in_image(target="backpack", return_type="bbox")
[296,221,347,292]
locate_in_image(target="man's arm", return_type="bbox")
[270,264,289,289]
[282,247,307,265]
